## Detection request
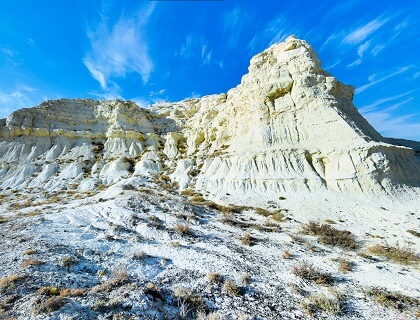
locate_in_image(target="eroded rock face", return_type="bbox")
[0,36,419,199]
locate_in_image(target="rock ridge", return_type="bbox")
[0,36,419,201]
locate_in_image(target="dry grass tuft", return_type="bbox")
[368,288,419,310]
[282,250,293,259]
[406,229,420,237]
[0,216,11,224]
[39,296,65,313]
[132,251,147,260]
[337,258,354,273]
[271,210,284,222]
[173,286,207,318]
[0,274,24,293]
[20,258,42,268]
[367,244,419,265]
[59,288,84,297]
[191,195,206,203]
[301,221,358,250]
[255,208,271,216]
[180,189,195,196]
[292,261,333,284]
[240,233,254,246]
[302,293,342,315]
[23,249,37,255]
[174,223,190,235]
[207,273,223,284]
[223,279,238,297]
[38,286,60,296]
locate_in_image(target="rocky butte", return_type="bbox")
[1,36,419,199]
[0,36,419,319]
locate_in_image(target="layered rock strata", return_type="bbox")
[1,36,419,199]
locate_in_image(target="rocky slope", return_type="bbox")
[1,36,419,199]
[0,36,419,319]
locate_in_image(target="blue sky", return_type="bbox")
[0,0,419,140]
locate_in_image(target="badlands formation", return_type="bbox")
[0,36,419,319]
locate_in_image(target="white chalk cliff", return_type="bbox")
[1,36,419,201]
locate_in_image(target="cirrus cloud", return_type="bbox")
[83,4,155,91]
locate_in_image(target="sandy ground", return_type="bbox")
[0,178,419,319]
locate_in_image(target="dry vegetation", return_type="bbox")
[207,273,223,285]
[368,288,419,310]
[301,221,358,250]
[301,293,342,315]
[367,244,419,265]
[0,274,25,293]
[174,222,190,235]
[223,279,238,297]
[292,261,334,284]
[20,258,42,268]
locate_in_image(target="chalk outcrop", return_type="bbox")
[1,36,419,200]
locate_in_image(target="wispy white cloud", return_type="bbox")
[362,109,420,140]
[371,44,385,56]
[359,90,416,113]
[149,89,166,97]
[179,35,217,67]
[248,14,301,53]
[343,18,388,44]
[222,6,253,48]
[356,66,412,94]
[359,91,415,113]
[348,40,370,67]
[0,85,38,118]
[83,4,155,90]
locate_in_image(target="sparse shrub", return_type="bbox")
[368,287,419,310]
[406,229,420,237]
[146,215,162,228]
[92,299,107,312]
[282,250,293,259]
[207,273,223,284]
[301,221,358,250]
[241,233,253,246]
[191,195,206,203]
[224,279,238,297]
[97,269,106,277]
[59,288,84,297]
[111,266,128,283]
[160,175,171,183]
[175,223,190,235]
[132,251,146,260]
[38,286,60,296]
[0,216,10,224]
[271,210,284,222]
[255,208,271,216]
[335,258,353,273]
[170,241,180,248]
[0,274,24,293]
[367,244,419,265]
[61,256,77,269]
[290,234,305,244]
[241,274,250,286]
[20,258,42,268]
[302,293,341,315]
[91,270,128,293]
[24,249,37,255]
[180,189,195,196]
[43,296,65,313]
[292,261,333,284]
[173,286,207,318]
